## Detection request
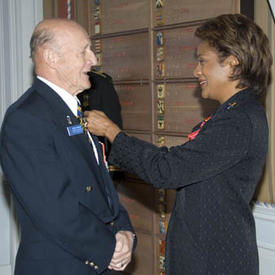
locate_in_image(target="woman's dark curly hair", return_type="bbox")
[195,14,273,98]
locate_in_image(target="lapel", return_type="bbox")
[215,88,256,116]
[32,78,119,217]
[33,79,101,176]
[90,135,120,216]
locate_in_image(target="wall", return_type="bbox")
[254,0,275,204]
[252,1,275,274]
[0,1,43,274]
[0,0,274,274]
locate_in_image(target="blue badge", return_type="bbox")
[67,124,84,136]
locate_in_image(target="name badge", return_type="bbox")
[67,124,84,136]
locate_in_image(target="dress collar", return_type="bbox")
[37,76,79,117]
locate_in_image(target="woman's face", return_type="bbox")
[193,41,237,104]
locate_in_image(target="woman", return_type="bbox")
[85,14,273,274]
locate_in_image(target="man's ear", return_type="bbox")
[43,47,59,68]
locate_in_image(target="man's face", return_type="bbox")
[55,26,97,96]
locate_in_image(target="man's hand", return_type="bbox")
[84,110,121,143]
[108,231,135,271]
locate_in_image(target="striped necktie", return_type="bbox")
[77,101,84,123]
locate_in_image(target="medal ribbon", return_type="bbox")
[77,102,113,210]
[76,102,99,163]
[77,102,86,130]
[188,116,212,141]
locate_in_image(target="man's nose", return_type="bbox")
[88,50,97,66]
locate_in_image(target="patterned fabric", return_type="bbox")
[77,101,83,119]
[109,88,267,275]
[188,116,212,141]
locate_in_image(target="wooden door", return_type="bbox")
[87,1,253,274]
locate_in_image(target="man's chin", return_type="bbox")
[79,83,91,93]
[84,83,91,90]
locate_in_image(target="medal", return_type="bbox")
[66,115,72,125]
[156,11,164,26]
[156,47,165,62]
[156,32,164,46]
[159,255,165,269]
[79,117,88,133]
[157,136,166,147]
[157,84,165,99]
[157,99,165,114]
[94,39,101,53]
[156,0,164,8]
[157,115,165,129]
[156,63,165,78]
[96,53,102,66]
[94,23,100,34]
[227,101,237,110]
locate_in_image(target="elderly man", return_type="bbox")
[0,19,135,275]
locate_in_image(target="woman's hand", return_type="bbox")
[84,110,121,143]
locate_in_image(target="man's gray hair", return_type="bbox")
[30,28,55,61]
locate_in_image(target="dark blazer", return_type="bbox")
[109,88,268,275]
[78,71,122,160]
[79,71,122,128]
[0,78,135,275]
